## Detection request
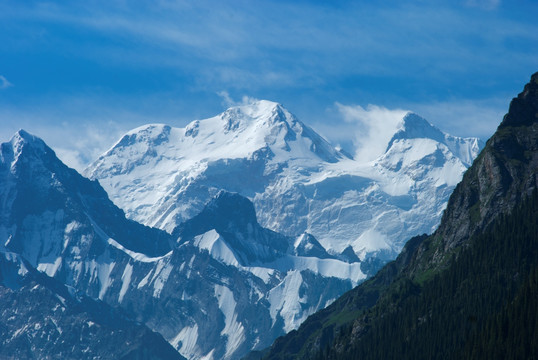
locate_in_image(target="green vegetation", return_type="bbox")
[314,189,538,360]
[260,74,538,360]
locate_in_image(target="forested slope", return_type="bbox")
[260,72,538,360]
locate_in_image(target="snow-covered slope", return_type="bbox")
[86,101,483,262]
[86,101,343,233]
[0,249,185,360]
[0,131,365,360]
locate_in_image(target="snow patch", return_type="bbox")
[137,268,154,289]
[172,323,199,358]
[118,263,133,303]
[214,284,245,359]
[96,261,115,300]
[37,257,62,277]
[264,255,365,285]
[152,259,173,298]
[193,230,240,267]
[107,238,172,263]
[268,270,308,333]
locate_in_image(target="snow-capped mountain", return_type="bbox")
[0,130,173,272]
[0,130,365,359]
[86,100,482,262]
[85,101,343,233]
[0,250,184,360]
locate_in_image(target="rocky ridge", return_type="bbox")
[0,130,365,359]
[0,250,184,360]
[260,72,538,360]
[86,101,482,264]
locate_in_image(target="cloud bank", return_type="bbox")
[336,103,409,162]
[0,0,535,166]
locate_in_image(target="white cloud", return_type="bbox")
[0,75,12,89]
[217,91,235,108]
[217,91,261,108]
[51,123,127,171]
[335,103,409,162]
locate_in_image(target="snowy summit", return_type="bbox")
[86,100,482,261]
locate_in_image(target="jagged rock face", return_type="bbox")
[0,99,483,360]
[123,192,364,359]
[85,101,482,262]
[0,251,184,360]
[174,191,289,264]
[433,72,538,253]
[501,73,538,128]
[0,131,366,360]
[0,130,172,267]
[259,72,538,360]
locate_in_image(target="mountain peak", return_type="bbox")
[174,191,290,264]
[7,129,48,158]
[434,72,538,250]
[500,71,538,128]
[12,129,34,141]
[293,232,331,258]
[206,190,258,224]
[401,112,438,132]
[218,100,298,136]
[114,123,172,149]
[382,112,483,167]
[1,130,63,178]
[386,113,445,150]
[223,100,285,119]
[174,191,259,241]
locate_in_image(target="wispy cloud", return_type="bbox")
[311,96,506,161]
[0,109,130,172]
[4,1,535,92]
[217,91,236,108]
[0,75,12,89]
[0,0,535,167]
[335,103,409,162]
[464,0,501,11]
[217,91,260,108]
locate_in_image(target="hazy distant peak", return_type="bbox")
[8,129,48,157]
[383,112,483,167]
[217,99,302,136]
[112,123,172,150]
[387,113,446,149]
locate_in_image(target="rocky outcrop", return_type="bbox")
[260,72,538,360]
[430,72,538,254]
[0,251,184,360]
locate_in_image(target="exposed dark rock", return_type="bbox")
[0,251,184,360]
[259,72,538,360]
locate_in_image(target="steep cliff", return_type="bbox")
[260,73,538,360]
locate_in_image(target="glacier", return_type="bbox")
[0,131,364,359]
[86,100,482,261]
[0,99,483,359]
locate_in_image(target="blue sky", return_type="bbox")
[1,0,537,170]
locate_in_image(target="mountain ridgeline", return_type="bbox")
[85,100,481,263]
[260,73,538,359]
[0,129,365,359]
[0,250,185,360]
[0,77,528,359]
